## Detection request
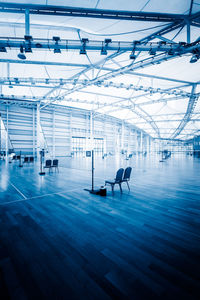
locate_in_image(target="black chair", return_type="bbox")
[122,167,132,190]
[17,155,20,160]
[44,159,52,172]
[52,159,59,172]
[105,168,124,193]
[30,157,34,163]
[24,157,29,163]
[12,155,16,160]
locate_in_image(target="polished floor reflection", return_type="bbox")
[0,154,200,299]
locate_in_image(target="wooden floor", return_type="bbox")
[0,154,200,299]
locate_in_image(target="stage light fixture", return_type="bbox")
[100,39,112,55]
[130,50,136,60]
[190,54,199,63]
[0,46,6,52]
[24,35,33,53]
[53,36,61,54]
[149,48,156,56]
[168,48,174,56]
[18,45,26,60]
[14,78,19,84]
[80,38,89,55]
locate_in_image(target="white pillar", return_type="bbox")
[33,107,35,156]
[148,136,151,154]
[90,111,94,150]
[103,117,107,154]
[25,9,30,35]
[140,132,143,153]
[53,110,55,157]
[6,106,8,158]
[135,131,138,154]
[36,103,40,158]
[121,121,124,151]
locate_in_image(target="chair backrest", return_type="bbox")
[45,159,52,167]
[123,167,132,181]
[24,157,29,162]
[115,168,124,182]
[53,159,58,167]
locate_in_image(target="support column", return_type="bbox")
[140,132,143,153]
[121,121,124,151]
[104,116,107,155]
[36,103,40,158]
[33,107,35,156]
[25,9,30,35]
[186,21,190,44]
[7,63,10,78]
[52,110,55,157]
[148,136,151,154]
[135,131,138,154]
[6,106,8,158]
[0,113,1,153]
[90,111,94,150]
[69,112,72,154]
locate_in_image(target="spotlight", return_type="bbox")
[130,50,136,60]
[0,46,6,52]
[24,35,32,53]
[18,45,26,60]
[14,78,19,84]
[80,38,89,55]
[53,36,61,54]
[149,48,156,56]
[190,54,199,63]
[36,43,42,48]
[168,48,174,56]
[101,45,107,55]
[100,39,112,55]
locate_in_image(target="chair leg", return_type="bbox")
[127,181,130,191]
[111,184,114,193]
[119,183,122,193]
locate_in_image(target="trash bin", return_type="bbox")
[99,186,107,196]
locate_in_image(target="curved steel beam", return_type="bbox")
[170,84,199,138]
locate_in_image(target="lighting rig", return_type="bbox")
[0,77,193,98]
[0,36,200,63]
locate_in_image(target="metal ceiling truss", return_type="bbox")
[56,51,195,101]
[171,84,199,138]
[0,94,188,108]
[130,105,161,138]
[0,77,193,98]
[40,17,193,103]
[0,2,193,22]
[0,59,90,68]
[1,37,200,54]
[134,119,200,124]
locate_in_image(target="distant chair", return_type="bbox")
[52,159,59,172]
[24,157,29,163]
[12,155,16,160]
[105,168,124,193]
[44,159,52,172]
[122,167,132,191]
[30,156,34,163]
[16,155,20,160]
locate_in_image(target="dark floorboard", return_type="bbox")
[0,154,200,299]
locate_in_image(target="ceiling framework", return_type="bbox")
[0,2,200,140]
